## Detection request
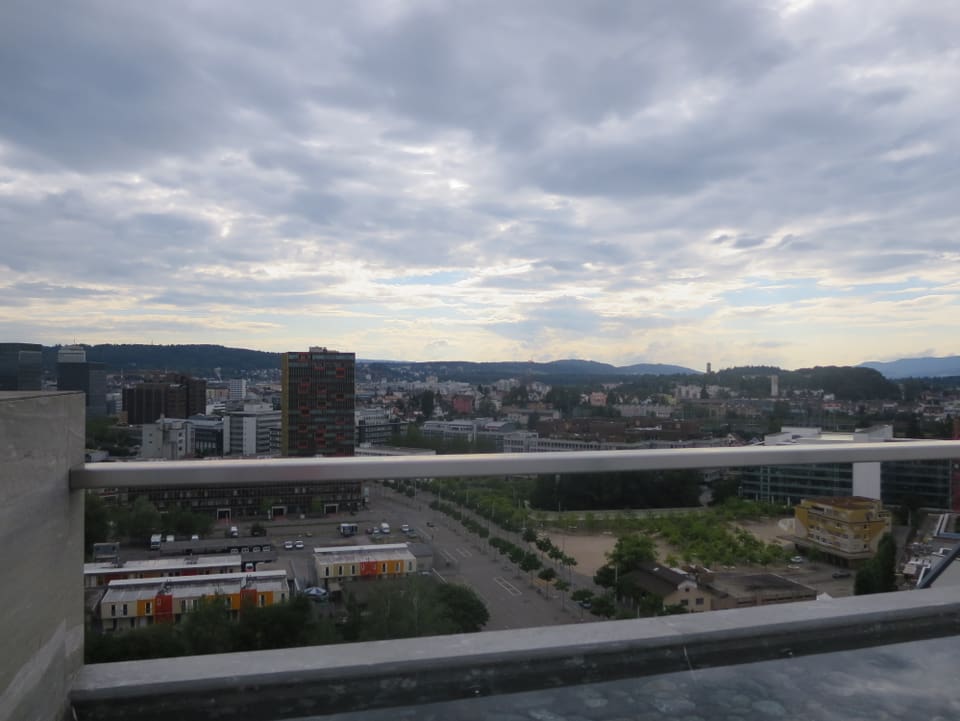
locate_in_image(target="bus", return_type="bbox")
[339,522,359,537]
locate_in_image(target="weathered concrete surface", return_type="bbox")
[71,585,960,721]
[0,392,85,721]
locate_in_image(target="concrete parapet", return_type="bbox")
[72,585,960,720]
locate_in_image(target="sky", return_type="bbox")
[1,1,958,371]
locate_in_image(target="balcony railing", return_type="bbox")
[4,392,960,721]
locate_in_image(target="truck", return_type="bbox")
[380,522,391,534]
[149,534,162,551]
[339,522,359,537]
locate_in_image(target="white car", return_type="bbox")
[400,524,411,533]
[295,540,305,549]
[283,540,294,550]
[790,555,804,563]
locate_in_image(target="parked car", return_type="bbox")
[790,556,804,563]
[304,586,328,601]
[832,571,852,579]
[295,540,305,549]
[426,521,435,527]
[400,524,411,533]
[366,527,375,534]
[283,540,294,550]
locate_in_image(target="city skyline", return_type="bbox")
[1,2,959,369]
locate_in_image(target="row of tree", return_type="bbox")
[85,493,214,556]
[854,534,897,595]
[528,470,703,512]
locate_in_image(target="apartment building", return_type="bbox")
[97,570,288,632]
[281,347,355,457]
[794,496,892,562]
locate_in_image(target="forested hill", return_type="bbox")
[41,344,281,377]
[712,365,901,401]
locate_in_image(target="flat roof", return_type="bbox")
[314,543,408,554]
[707,573,816,597]
[84,554,240,576]
[803,496,884,510]
[313,547,417,565]
[102,570,289,605]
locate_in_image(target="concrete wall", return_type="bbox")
[0,391,85,721]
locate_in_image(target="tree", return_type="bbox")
[570,589,594,604]
[85,491,112,555]
[435,583,490,632]
[181,596,235,655]
[538,567,557,583]
[593,564,618,589]
[128,496,162,543]
[519,552,542,578]
[522,527,537,543]
[590,593,617,618]
[607,533,656,571]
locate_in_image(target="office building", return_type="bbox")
[223,404,281,457]
[122,374,207,424]
[739,426,958,510]
[281,347,355,457]
[0,342,42,390]
[141,418,194,460]
[56,346,107,417]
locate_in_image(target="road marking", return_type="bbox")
[431,568,447,584]
[456,547,472,558]
[440,549,458,564]
[493,576,522,596]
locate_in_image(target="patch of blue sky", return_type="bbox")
[718,277,920,306]
[382,271,469,286]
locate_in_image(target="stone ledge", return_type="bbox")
[71,586,960,720]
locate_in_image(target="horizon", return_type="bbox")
[22,340,960,376]
[2,3,959,368]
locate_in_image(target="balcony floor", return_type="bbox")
[309,633,959,721]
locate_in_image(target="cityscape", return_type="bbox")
[3,342,960,651]
[4,1,960,719]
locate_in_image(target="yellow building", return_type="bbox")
[98,569,288,632]
[794,496,892,562]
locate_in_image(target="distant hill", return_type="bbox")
[37,345,697,381]
[860,356,960,379]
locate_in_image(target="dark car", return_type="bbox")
[832,571,852,579]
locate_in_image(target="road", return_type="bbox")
[366,485,595,630]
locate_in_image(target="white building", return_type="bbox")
[223,404,281,456]
[141,418,194,460]
[227,378,247,402]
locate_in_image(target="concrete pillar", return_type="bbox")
[0,391,85,721]
[853,461,882,500]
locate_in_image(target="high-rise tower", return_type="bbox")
[281,347,355,457]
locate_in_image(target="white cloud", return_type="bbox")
[0,0,958,368]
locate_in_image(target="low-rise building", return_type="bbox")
[313,543,417,584]
[97,569,288,632]
[620,563,711,613]
[699,572,818,609]
[84,554,242,589]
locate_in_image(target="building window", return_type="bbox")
[324,567,330,577]
[110,604,116,617]
[121,604,128,617]
[180,600,187,613]
[680,599,689,606]
[259,594,266,608]
[145,602,152,615]
[695,598,704,606]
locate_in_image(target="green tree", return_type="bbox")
[590,593,617,618]
[181,596,236,655]
[607,533,656,570]
[84,492,112,554]
[435,583,490,632]
[538,567,557,583]
[128,496,162,543]
[519,552,542,579]
[522,527,537,543]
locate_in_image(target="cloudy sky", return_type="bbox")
[1,1,958,370]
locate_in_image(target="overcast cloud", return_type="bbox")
[1,0,958,369]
